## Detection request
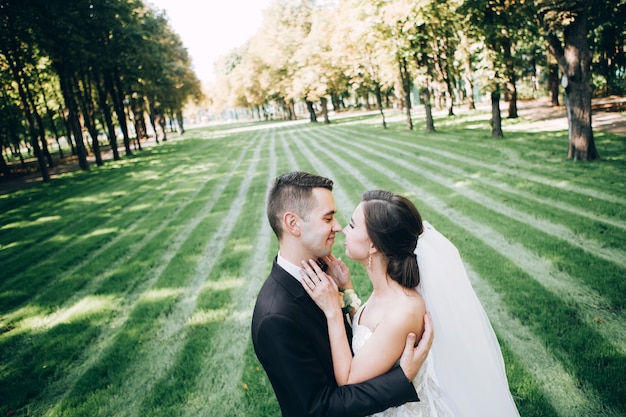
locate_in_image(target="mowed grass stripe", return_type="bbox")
[335,126,626,306]
[178,129,277,417]
[331,127,625,269]
[339,124,626,231]
[2,116,622,417]
[75,133,267,416]
[0,138,241,348]
[410,153,626,232]
[2,168,215,325]
[0,143,208,283]
[390,111,625,199]
[311,127,626,354]
[37,134,261,416]
[465,263,624,417]
[0,139,247,410]
[104,133,269,416]
[367,123,626,234]
[439,128,625,200]
[297,126,615,414]
[341,124,626,207]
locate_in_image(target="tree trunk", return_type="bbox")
[422,84,435,133]
[506,73,518,118]
[106,71,132,155]
[3,44,50,182]
[306,100,317,123]
[59,106,76,156]
[320,97,330,124]
[374,83,387,129]
[461,35,476,110]
[504,43,518,119]
[289,99,296,120]
[398,57,413,130]
[564,82,598,160]
[78,75,103,166]
[548,64,560,107]
[0,145,10,177]
[331,93,341,113]
[491,89,503,138]
[60,73,89,171]
[27,91,54,168]
[158,109,168,141]
[176,110,185,134]
[130,102,144,151]
[543,8,598,160]
[148,100,160,144]
[95,75,120,160]
[431,39,454,116]
[40,85,64,159]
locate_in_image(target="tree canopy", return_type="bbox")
[207,0,625,161]
[0,0,202,179]
[2,0,624,172]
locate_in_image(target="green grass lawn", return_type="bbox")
[1,108,625,416]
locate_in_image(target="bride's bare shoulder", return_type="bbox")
[385,290,426,332]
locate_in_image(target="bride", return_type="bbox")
[301,190,520,417]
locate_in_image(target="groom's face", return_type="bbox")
[299,188,342,258]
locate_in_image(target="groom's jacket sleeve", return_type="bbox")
[252,262,418,417]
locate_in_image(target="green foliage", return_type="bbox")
[0,0,201,162]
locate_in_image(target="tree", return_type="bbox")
[0,1,52,180]
[536,0,599,161]
[588,1,626,95]
[335,0,397,128]
[461,0,536,120]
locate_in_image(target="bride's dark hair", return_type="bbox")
[361,190,424,288]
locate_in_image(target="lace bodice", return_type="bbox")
[351,306,456,417]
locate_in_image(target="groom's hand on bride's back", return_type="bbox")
[399,313,433,381]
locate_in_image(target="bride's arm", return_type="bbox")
[348,302,424,384]
[301,259,427,386]
[301,260,353,385]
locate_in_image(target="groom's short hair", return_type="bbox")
[267,171,334,240]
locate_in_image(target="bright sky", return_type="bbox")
[147,0,273,85]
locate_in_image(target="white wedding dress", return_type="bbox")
[353,307,456,417]
[352,222,520,417]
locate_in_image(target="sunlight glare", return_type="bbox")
[140,287,182,301]
[202,278,243,292]
[85,227,118,238]
[20,295,115,331]
[128,203,153,212]
[186,308,229,325]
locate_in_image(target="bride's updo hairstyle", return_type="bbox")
[361,190,424,288]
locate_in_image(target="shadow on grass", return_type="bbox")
[0,318,103,415]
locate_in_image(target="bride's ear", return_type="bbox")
[283,212,300,236]
[369,242,378,255]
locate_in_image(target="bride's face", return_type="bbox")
[344,203,372,263]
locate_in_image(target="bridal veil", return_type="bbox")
[416,221,520,417]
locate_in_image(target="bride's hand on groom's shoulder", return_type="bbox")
[323,254,352,290]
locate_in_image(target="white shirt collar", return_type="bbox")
[277,252,303,282]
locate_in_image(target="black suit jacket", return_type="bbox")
[251,258,419,417]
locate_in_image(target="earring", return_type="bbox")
[368,253,372,269]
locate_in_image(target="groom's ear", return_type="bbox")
[283,212,301,236]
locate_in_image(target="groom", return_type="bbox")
[251,171,433,417]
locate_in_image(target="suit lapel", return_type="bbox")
[270,259,354,343]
